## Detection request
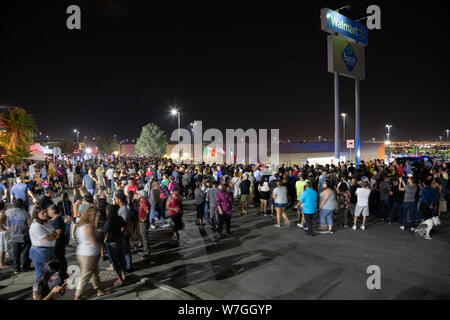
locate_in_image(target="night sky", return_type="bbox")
[0,1,449,142]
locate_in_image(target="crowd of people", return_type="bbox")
[0,154,447,299]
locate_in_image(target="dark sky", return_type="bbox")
[0,0,449,142]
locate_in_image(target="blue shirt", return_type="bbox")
[83,175,96,190]
[318,175,328,193]
[0,183,7,201]
[10,183,29,202]
[421,186,438,206]
[217,170,223,183]
[41,168,47,179]
[300,188,318,214]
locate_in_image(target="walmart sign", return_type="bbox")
[321,8,369,46]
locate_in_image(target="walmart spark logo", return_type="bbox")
[341,43,358,72]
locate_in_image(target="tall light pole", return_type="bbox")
[385,124,392,141]
[341,113,347,142]
[73,129,79,143]
[318,135,322,143]
[171,108,181,160]
[113,134,117,143]
[446,129,449,143]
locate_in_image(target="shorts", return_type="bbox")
[240,194,249,203]
[260,191,269,200]
[354,205,369,217]
[275,203,288,208]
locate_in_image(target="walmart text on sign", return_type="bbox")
[321,8,369,46]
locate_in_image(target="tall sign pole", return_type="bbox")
[321,7,368,167]
[355,77,361,166]
[334,72,340,160]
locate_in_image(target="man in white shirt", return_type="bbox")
[353,181,371,230]
[106,166,114,194]
[29,162,36,180]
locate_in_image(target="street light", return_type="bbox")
[341,113,347,143]
[170,107,181,145]
[318,135,322,143]
[385,124,392,141]
[446,129,449,143]
[73,129,79,143]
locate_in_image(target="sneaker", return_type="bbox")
[162,224,170,228]
[329,230,334,234]
[424,235,432,240]
[400,225,405,230]
[352,225,357,230]
[274,225,281,228]
[410,227,415,231]
[319,230,330,234]
[297,223,304,228]
[360,225,366,230]
[149,225,156,230]
[263,214,268,216]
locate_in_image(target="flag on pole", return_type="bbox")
[211,148,216,157]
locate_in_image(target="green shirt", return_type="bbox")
[295,180,307,200]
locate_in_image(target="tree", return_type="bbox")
[0,107,36,165]
[135,123,167,156]
[97,136,117,154]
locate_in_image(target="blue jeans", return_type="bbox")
[381,198,391,219]
[106,241,126,273]
[401,202,418,227]
[150,204,165,227]
[388,202,402,223]
[204,202,209,219]
[29,246,56,280]
[87,188,95,196]
[304,213,314,235]
[64,223,71,245]
[121,233,132,271]
[319,209,334,226]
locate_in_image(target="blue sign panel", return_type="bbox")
[341,43,358,72]
[321,8,369,46]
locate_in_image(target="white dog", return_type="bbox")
[415,216,441,240]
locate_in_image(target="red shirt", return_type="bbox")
[168,196,182,216]
[139,197,150,221]
[127,184,138,195]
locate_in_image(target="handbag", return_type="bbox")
[62,201,72,224]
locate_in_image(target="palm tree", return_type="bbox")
[0,107,37,164]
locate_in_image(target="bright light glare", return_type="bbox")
[385,140,391,145]
[86,148,92,154]
[170,109,178,116]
